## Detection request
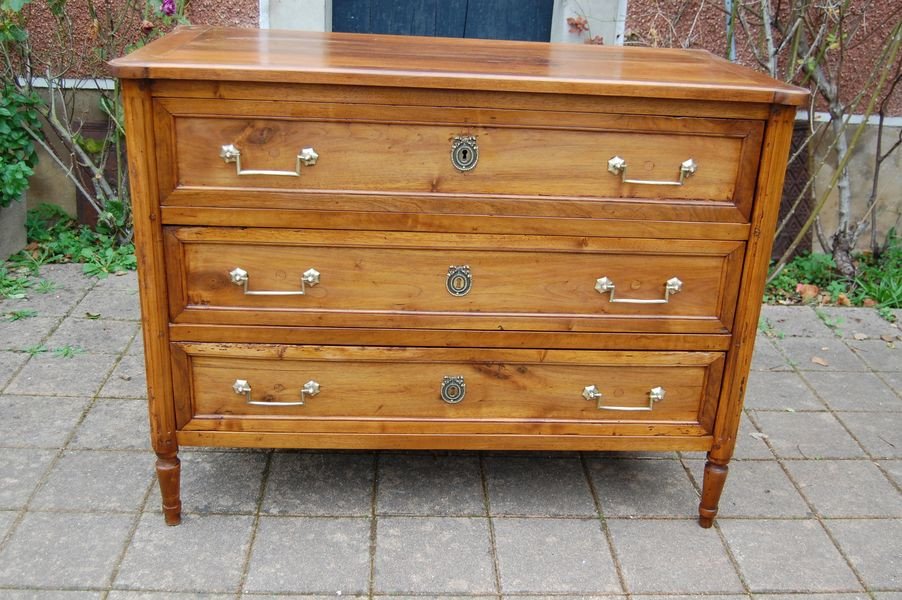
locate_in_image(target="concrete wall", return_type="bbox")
[812,124,902,253]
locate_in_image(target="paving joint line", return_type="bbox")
[478,452,504,598]
[678,453,752,595]
[104,468,159,595]
[368,452,379,600]
[0,271,97,395]
[749,411,875,594]
[235,448,275,599]
[580,451,628,596]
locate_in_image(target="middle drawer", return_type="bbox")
[165,227,744,334]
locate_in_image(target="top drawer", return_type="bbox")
[153,98,764,223]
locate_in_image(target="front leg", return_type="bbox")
[698,456,729,528]
[155,452,182,526]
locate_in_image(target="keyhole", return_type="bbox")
[461,149,469,161]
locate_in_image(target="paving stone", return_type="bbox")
[109,593,233,600]
[493,517,620,593]
[587,458,698,517]
[0,509,16,539]
[484,456,596,516]
[0,316,61,350]
[744,370,826,410]
[0,350,28,389]
[879,371,902,397]
[0,448,57,509]
[875,594,902,600]
[0,591,103,599]
[128,334,145,357]
[633,596,747,600]
[91,269,138,290]
[760,305,836,338]
[786,460,902,517]
[681,412,775,460]
[878,460,902,487]
[1,289,84,317]
[0,395,90,447]
[6,351,118,396]
[176,451,268,514]
[751,411,865,459]
[817,307,902,340]
[774,337,868,371]
[608,519,743,593]
[502,597,623,600]
[751,595,872,600]
[828,519,902,590]
[100,353,148,398]
[720,519,860,593]
[69,398,151,450]
[0,512,132,588]
[687,460,810,518]
[802,371,902,411]
[750,335,793,371]
[45,318,138,355]
[38,264,98,291]
[837,411,902,458]
[375,516,495,593]
[377,453,484,516]
[245,596,366,600]
[75,288,141,320]
[31,450,152,511]
[116,513,254,592]
[845,340,902,372]
[262,452,374,516]
[244,516,370,594]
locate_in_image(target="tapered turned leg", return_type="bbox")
[698,458,729,528]
[155,452,182,526]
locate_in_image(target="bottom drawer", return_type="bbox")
[173,344,723,437]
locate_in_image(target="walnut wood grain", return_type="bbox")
[164,227,744,334]
[112,29,805,526]
[161,98,761,207]
[109,27,807,105]
[172,343,722,429]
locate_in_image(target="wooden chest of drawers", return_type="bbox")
[110,27,805,527]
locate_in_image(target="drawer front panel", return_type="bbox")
[173,344,723,434]
[166,228,744,334]
[156,99,763,220]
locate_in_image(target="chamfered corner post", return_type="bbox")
[120,77,182,525]
[697,104,797,528]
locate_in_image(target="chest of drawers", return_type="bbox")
[110,27,805,527]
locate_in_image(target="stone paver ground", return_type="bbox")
[0,264,900,599]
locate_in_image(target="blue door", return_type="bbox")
[333,0,555,42]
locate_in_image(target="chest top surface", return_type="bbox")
[109,26,806,106]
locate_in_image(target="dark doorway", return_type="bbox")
[332,0,555,41]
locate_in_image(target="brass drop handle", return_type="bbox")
[595,276,682,304]
[220,144,318,177]
[233,378,320,406]
[229,267,320,296]
[582,385,666,411]
[607,156,696,186]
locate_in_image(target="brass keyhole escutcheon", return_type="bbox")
[441,375,467,404]
[446,265,473,296]
[451,135,478,171]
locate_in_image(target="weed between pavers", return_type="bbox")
[765,232,901,322]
